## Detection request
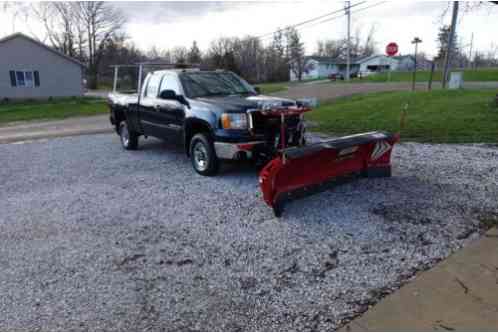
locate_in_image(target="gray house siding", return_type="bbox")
[0,35,83,99]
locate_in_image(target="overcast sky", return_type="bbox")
[1,1,497,58]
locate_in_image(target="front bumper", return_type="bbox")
[214,141,265,160]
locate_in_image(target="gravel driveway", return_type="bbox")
[1,134,497,330]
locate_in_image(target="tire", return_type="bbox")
[189,133,219,176]
[119,121,139,150]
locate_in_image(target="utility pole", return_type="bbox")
[442,1,459,89]
[345,1,351,81]
[411,37,422,91]
[468,32,474,69]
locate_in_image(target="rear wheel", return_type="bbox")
[119,121,139,150]
[189,133,219,176]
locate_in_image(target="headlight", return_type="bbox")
[221,113,248,129]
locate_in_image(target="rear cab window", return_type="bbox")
[144,73,162,98]
[159,74,182,95]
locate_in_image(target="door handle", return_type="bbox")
[154,105,161,110]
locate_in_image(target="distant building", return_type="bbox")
[0,33,85,99]
[290,56,341,81]
[290,54,417,81]
[392,55,416,71]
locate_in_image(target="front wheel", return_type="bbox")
[189,133,219,176]
[119,121,139,150]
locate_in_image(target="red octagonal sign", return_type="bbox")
[386,42,398,57]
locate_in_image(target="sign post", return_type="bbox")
[385,42,398,82]
[411,37,422,91]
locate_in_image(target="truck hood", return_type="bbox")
[195,94,297,113]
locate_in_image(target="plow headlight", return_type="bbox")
[221,113,248,129]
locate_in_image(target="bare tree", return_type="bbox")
[362,24,378,57]
[265,30,289,82]
[206,37,238,72]
[76,2,126,89]
[316,39,344,58]
[2,2,34,35]
[440,1,497,18]
[171,46,189,64]
[286,27,310,81]
[233,36,265,82]
[314,25,377,59]
[146,46,162,60]
[30,3,85,59]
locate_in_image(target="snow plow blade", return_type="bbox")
[259,131,400,217]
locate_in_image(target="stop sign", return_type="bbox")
[386,42,398,57]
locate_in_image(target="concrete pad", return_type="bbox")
[343,228,498,331]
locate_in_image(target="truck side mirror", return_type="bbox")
[159,89,177,100]
[254,86,261,94]
[159,89,190,108]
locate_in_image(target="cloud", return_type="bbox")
[115,1,262,24]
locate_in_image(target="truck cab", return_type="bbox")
[108,68,306,176]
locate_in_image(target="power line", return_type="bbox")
[255,1,367,40]
[258,1,387,42]
[250,0,387,54]
[302,1,388,31]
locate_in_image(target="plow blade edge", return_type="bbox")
[259,131,399,217]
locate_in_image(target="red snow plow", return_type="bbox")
[258,107,399,217]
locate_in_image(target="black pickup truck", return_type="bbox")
[108,69,307,176]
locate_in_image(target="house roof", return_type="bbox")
[392,55,415,61]
[306,54,392,65]
[305,56,343,64]
[0,32,86,67]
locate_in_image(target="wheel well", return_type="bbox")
[113,107,126,132]
[185,120,212,156]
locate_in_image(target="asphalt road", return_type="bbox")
[0,115,112,144]
[1,134,497,330]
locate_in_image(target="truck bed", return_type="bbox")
[108,91,138,107]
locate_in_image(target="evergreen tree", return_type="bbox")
[188,41,202,64]
[285,27,307,81]
[434,25,459,66]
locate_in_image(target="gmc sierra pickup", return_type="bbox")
[108,68,307,176]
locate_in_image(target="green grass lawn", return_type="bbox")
[362,68,498,83]
[307,89,498,143]
[0,98,107,125]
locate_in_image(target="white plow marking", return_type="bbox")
[371,141,392,160]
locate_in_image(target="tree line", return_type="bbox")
[9,2,498,89]
[16,2,384,88]
[434,25,498,69]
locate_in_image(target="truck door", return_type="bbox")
[139,73,166,138]
[157,73,185,142]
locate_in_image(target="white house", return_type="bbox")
[392,55,416,70]
[290,54,416,81]
[357,55,400,73]
[290,56,341,81]
[0,33,85,100]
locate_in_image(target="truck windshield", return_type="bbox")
[179,72,255,98]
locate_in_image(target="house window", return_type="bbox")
[25,71,34,87]
[9,70,40,87]
[16,71,25,86]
